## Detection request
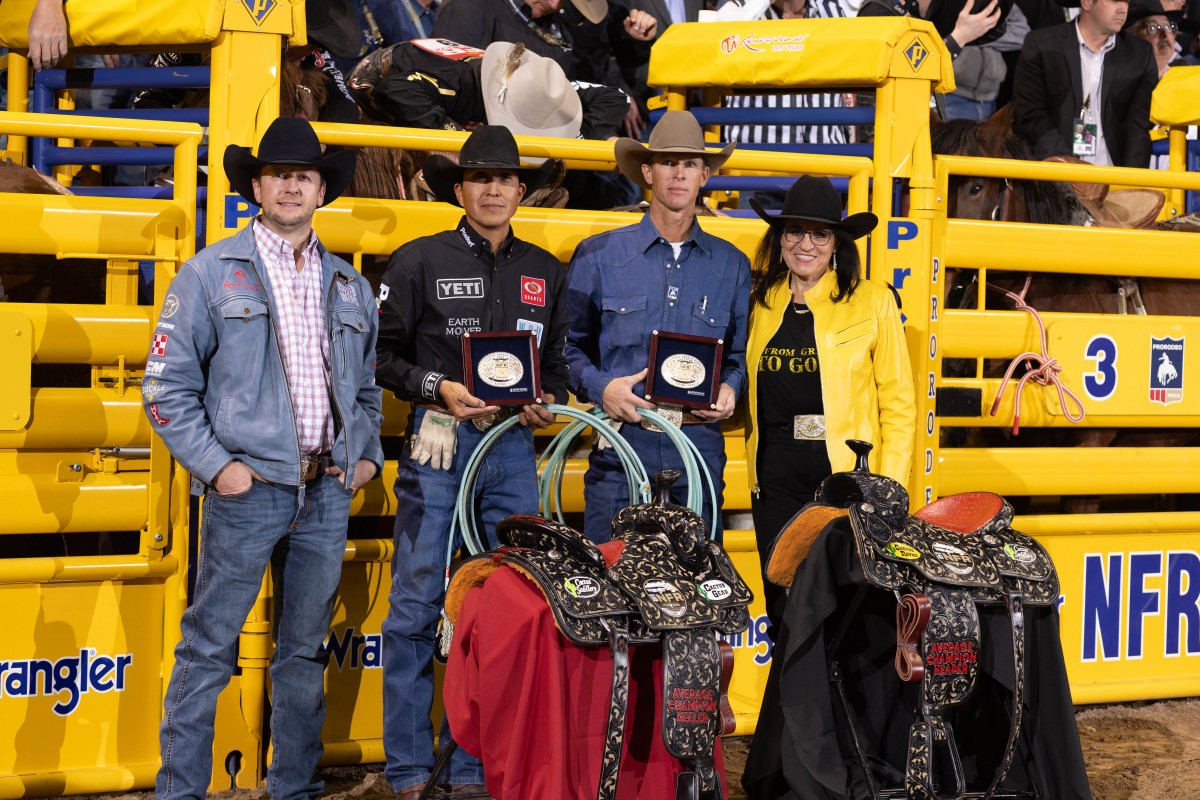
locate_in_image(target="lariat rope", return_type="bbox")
[988,275,1086,434]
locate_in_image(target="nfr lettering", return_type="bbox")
[0,649,133,716]
[1082,550,1200,661]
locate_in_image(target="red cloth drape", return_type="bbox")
[444,566,726,800]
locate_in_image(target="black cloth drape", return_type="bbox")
[743,516,1093,800]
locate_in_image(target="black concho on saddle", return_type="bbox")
[767,441,1060,800]
[445,472,752,800]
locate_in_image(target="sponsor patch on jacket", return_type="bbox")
[145,361,166,376]
[150,333,169,357]
[149,404,170,426]
[521,276,545,307]
[223,268,261,293]
[377,283,390,310]
[162,294,179,318]
[437,278,484,300]
[411,38,485,61]
[516,318,544,346]
[337,282,358,304]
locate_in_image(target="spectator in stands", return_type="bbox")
[1011,0,1158,166]
[348,39,629,139]
[1124,0,1187,74]
[432,0,658,80]
[374,124,570,800]
[146,116,382,800]
[944,3,1029,121]
[27,0,68,71]
[742,174,914,634]
[718,0,857,147]
[564,110,750,542]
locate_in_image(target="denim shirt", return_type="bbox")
[564,213,751,406]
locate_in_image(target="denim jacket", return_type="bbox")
[142,223,384,491]
[564,213,751,406]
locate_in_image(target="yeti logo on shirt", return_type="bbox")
[437,278,484,300]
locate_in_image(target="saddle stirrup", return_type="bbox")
[596,618,631,800]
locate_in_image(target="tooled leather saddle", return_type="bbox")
[766,441,1060,800]
[444,471,754,800]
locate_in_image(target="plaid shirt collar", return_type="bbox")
[253,217,323,277]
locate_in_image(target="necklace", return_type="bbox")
[791,301,809,315]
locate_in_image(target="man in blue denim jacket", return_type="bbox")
[143,117,384,800]
[565,110,751,542]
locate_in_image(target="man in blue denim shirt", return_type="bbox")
[565,110,751,542]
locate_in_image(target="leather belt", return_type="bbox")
[300,453,332,482]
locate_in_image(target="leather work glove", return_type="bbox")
[595,418,623,452]
[411,408,458,470]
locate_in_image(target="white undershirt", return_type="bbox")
[670,241,684,260]
[1076,22,1117,166]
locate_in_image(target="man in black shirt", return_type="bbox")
[374,125,569,800]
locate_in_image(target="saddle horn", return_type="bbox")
[846,439,873,471]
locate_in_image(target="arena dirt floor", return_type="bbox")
[74,698,1198,800]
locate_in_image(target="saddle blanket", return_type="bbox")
[445,566,728,800]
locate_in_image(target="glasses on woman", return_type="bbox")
[1143,21,1178,36]
[783,228,833,246]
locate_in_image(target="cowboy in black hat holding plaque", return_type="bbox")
[146,116,383,800]
[374,125,570,800]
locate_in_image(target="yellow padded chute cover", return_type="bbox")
[2,0,228,49]
[648,17,954,94]
[1150,66,1200,127]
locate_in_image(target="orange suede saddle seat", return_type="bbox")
[912,491,1005,534]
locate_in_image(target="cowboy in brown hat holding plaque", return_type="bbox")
[147,116,383,800]
[563,109,752,543]
[374,124,571,799]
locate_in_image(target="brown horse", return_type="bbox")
[931,111,1200,513]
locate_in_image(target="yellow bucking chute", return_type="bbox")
[647,16,955,94]
[0,0,307,50]
[1150,65,1200,127]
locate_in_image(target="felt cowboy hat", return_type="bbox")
[422,125,554,206]
[306,0,363,59]
[614,110,736,190]
[1122,0,1189,30]
[223,116,357,208]
[750,175,878,240]
[482,42,583,140]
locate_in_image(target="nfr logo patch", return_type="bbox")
[1150,335,1184,406]
[903,37,928,72]
[240,0,279,27]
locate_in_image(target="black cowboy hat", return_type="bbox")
[750,175,878,240]
[307,0,363,59]
[422,125,554,207]
[1123,0,1189,30]
[223,117,357,208]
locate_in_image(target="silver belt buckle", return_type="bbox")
[472,408,514,432]
[300,454,327,481]
[793,414,826,440]
[641,405,683,432]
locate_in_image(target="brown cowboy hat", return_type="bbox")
[750,175,878,240]
[223,116,356,208]
[614,110,736,189]
[422,125,554,206]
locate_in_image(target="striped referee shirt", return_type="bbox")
[722,0,854,146]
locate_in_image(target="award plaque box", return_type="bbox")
[644,330,723,410]
[462,330,542,406]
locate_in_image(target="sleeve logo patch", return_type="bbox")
[149,404,170,426]
[151,334,169,357]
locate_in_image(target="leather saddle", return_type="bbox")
[445,471,753,800]
[767,441,1060,800]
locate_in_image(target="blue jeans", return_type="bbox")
[583,420,726,544]
[381,408,539,791]
[943,94,997,122]
[158,475,353,800]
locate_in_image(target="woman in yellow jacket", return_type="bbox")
[745,175,916,632]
